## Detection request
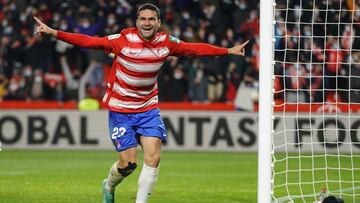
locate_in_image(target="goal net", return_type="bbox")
[261,0,360,202]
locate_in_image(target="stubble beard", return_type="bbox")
[140,27,157,40]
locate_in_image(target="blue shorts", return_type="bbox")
[108,108,167,152]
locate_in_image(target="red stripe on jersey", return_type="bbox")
[107,103,159,113]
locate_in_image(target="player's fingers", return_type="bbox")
[34,16,43,25]
[34,26,42,35]
[34,32,42,40]
[34,25,44,38]
[240,48,245,56]
[242,40,249,46]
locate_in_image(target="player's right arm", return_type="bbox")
[34,16,117,52]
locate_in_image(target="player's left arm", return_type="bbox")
[168,36,249,57]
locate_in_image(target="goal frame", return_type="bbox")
[258,0,275,202]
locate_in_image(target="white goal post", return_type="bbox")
[258,0,360,202]
[258,0,275,202]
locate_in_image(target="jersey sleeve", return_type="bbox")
[166,35,228,56]
[56,31,125,54]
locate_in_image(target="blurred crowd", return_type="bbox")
[274,0,360,103]
[0,0,259,104]
[0,0,359,106]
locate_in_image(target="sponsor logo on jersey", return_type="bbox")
[129,50,138,55]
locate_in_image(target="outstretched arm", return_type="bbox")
[34,16,112,50]
[170,38,249,57]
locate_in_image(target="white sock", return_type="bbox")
[135,163,159,203]
[105,162,125,192]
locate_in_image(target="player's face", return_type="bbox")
[136,9,161,40]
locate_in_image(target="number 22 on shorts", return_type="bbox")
[111,127,126,139]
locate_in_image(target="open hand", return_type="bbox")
[34,16,57,38]
[228,40,249,56]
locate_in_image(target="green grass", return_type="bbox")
[272,153,360,203]
[2,150,359,203]
[0,150,257,203]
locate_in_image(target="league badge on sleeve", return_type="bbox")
[108,34,121,40]
[169,36,180,44]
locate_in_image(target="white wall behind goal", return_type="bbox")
[0,110,360,152]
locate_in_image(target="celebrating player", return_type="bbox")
[34,3,248,203]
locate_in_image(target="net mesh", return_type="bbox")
[272,0,360,202]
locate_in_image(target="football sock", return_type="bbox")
[135,163,159,203]
[105,162,125,192]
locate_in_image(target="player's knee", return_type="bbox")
[144,153,160,167]
[118,162,137,177]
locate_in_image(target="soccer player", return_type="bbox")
[34,3,248,203]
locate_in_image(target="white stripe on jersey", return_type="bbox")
[108,95,158,109]
[153,34,167,43]
[102,91,109,103]
[125,33,142,43]
[113,82,157,97]
[121,47,170,58]
[117,57,163,73]
[116,69,157,86]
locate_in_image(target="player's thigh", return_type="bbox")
[140,136,162,167]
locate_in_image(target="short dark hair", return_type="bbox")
[322,196,344,203]
[137,3,160,19]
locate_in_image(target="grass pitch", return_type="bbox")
[0,150,257,203]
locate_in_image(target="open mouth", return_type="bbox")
[142,27,153,33]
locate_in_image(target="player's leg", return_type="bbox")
[136,136,162,203]
[103,147,137,203]
[103,110,139,203]
[131,108,167,203]
[104,147,138,192]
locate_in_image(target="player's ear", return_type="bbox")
[157,19,161,28]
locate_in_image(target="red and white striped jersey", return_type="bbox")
[56,28,228,113]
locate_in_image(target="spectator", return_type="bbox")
[188,59,208,102]
[30,68,44,100]
[168,63,188,101]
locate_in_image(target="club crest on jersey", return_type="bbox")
[108,34,121,40]
[169,36,180,44]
